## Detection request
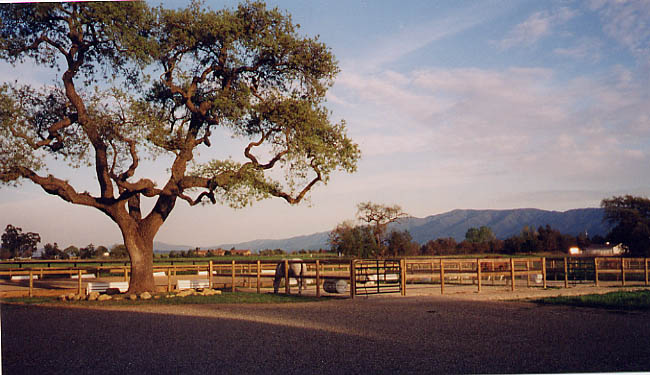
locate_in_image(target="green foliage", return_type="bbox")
[79,244,96,259]
[602,195,650,256]
[465,226,496,243]
[63,245,79,258]
[329,221,380,258]
[1,224,40,259]
[42,243,63,260]
[535,290,650,310]
[0,1,358,293]
[110,244,128,258]
[386,230,419,256]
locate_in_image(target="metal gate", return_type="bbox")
[352,259,403,296]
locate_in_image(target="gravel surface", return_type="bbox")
[3,295,650,374]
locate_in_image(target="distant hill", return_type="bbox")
[153,242,194,253]
[211,208,610,252]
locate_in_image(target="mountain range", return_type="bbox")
[154,207,609,252]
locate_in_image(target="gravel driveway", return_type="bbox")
[2,296,650,374]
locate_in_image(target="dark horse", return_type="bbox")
[273,259,306,294]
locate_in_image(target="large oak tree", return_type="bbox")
[0,1,359,293]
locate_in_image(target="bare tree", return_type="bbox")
[356,202,408,255]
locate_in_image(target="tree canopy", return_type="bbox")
[0,1,359,293]
[1,224,40,259]
[602,195,650,256]
[464,226,495,243]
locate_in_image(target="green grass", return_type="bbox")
[534,290,650,310]
[0,292,328,306]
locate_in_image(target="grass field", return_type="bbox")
[0,291,326,306]
[534,290,650,310]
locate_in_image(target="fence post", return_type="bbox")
[564,257,569,288]
[208,260,213,289]
[77,269,82,295]
[400,258,406,296]
[167,266,172,292]
[315,260,321,298]
[283,259,290,294]
[349,259,356,299]
[594,257,599,287]
[232,260,236,293]
[621,257,626,286]
[257,260,261,294]
[541,257,547,289]
[510,258,515,291]
[645,258,648,286]
[440,259,445,295]
[526,260,530,287]
[477,258,482,293]
[29,269,34,298]
[124,266,128,281]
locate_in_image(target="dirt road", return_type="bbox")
[3,295,650,374]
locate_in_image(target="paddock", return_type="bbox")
[0,256,648,298]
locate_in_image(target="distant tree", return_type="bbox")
[63,245,80,258]
[356,202,408,254]
[1,224,40,259]
[42,242,62,260]
[79,244,96,259]
[590,234,607,245]
[329,221,379,258]
[386,230,419,256]
[96,245,109,257]
[110,244,128,258]
[519,226,540,253]
[537,225,561,252]
[602,195,650,256]
[465,226,496,243]
[421,238,457,255]
[576,232,591,249]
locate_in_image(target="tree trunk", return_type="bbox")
[123,229,156,294]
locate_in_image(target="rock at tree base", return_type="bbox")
[87,292,100,301]
[176,289,195,297]
[139,292,152,300]
[97,294,112,301]
[128,294,138,300]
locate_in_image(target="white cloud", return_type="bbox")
[334,64,650,190]
[553,38,603,62]
[500,7,578,49]
[589,0,650,65]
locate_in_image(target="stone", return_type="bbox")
[58,295,67,302]
[139,292,152,300]
[97,294,112,301]
[87,292,100,301]
[67,293,76,300]
[176,289,194,297]
[72,294,83,301]
[128,294,138,300]
[154,295,161,299]
[165,294,176,298]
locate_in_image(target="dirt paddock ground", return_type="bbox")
[2,283,650,374]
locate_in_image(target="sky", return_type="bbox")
[1,0,649,248]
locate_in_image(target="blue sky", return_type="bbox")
[1,0,649,248]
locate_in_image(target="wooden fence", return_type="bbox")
[1,256,648,297]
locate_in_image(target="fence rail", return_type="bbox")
[1,256,648,297]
